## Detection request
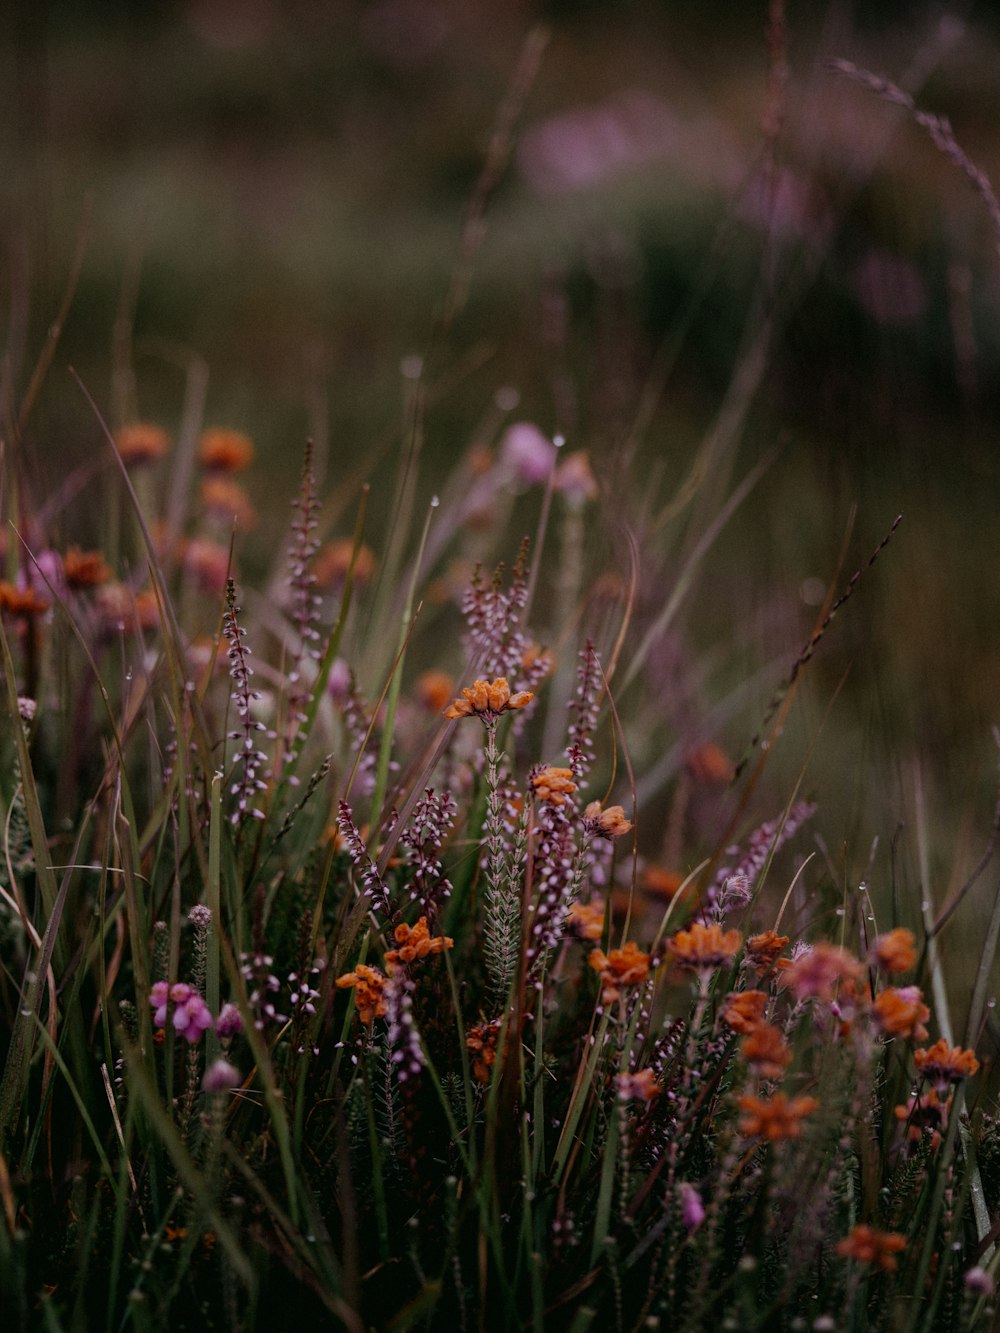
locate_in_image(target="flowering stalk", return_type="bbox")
[482,718,520,1008]
[223,580,271,826]
[282,442,322,774]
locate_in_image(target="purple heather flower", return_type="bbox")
[499,422,556,486]
[202,1059,241,1094]
[964,1266,995,1296]
[679,1182,705,1231]
[215,1002,244,1038]
[148,980,213,1042]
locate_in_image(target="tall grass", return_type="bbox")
[3,18,1000,1333]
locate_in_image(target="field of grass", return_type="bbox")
[4,2,1000,1328]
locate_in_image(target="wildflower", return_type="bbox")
[467,1018,502,1084]
[95,583,159,634]
[737,1091,819,1141]
[200,476,257,529]
[741,1023,793,1079]
[384,916,453,968]
[616,1067,661,1102]
[721,990,768,1034]
[894,1088,948,1153]
[583,802,632,840]
[314,539,376,589]
[531,765,577,806]
[589,941,651,1004]
[335,963,389,1025]
[835,1224,907,1272]
[63,547,112,589]
[149,981,213,1042]
[679,1182,705,1231]
[521,642,554,681]
[215,1002,243,1038]
[685,741,735,785]
[0,582,49,617]
[443,677,533,721]
[744,929,790,973]
[913,1038,979,1088]
[499,421,556,485]
[567,900,605,941]
[202,1059,241,1093]
[872,986,930,1042]
[871,926,917,975]
[964,1267,995,1297]
[642,865,684,898]
[115,421,170,466]
[198,428,254,473]
[415,669,454,713]
[182,538,231,594]
[781,942,864,1003]
[666,921,742,972]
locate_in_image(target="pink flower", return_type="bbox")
[148,980,214,1042]
[679,1183,705,1231]
[215,1002,244,1038]
[202,1059,241,1094]
[499,422,556,486]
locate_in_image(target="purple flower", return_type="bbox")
[679,1183,705,1231]
[202,1059,241,1094]
[148,980,214,1042]
[215,1002,244,1038]
[499,422,556,486]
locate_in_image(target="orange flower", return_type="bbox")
[584,802,633,840]
[335,963,389,1025]
[198,428,254,473]
[314,539,376,589]
[666,921,742,972]
[589,941,651,1003]
[914,1039,979,1087]
[567,900,605,941]
[95,584,160,634]
[741,1023,792,1080]
[744,930,790,973]
[871,927,917,975]
[443,677,533,721]
[0,582,49,617]
[721,990,768,1034]
[780,942,864,1002]
[531,765,577,806]
[737,1091,818,1141]
[894,1088,949,1153]
[415,669,454,713]
[467,1018,502,1084]
[872,986,930,1042]
[836,1224,907,1272]
[684,742,735,785]
[182,538,230,594]
[115,421,170,466]
[384,916,453,968]
[63,547,112,589]
[616,1068,661,1102]
[642,865,684,899]
[200,477,257,529]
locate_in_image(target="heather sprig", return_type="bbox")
[223,578,272,825]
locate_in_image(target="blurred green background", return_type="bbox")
[4,1,1000,967]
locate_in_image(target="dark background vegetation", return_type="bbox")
[4,1,1000,998]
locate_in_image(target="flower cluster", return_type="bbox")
[149,981,214,1042]
[589,941,651,1004]
[443,676,534,721]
